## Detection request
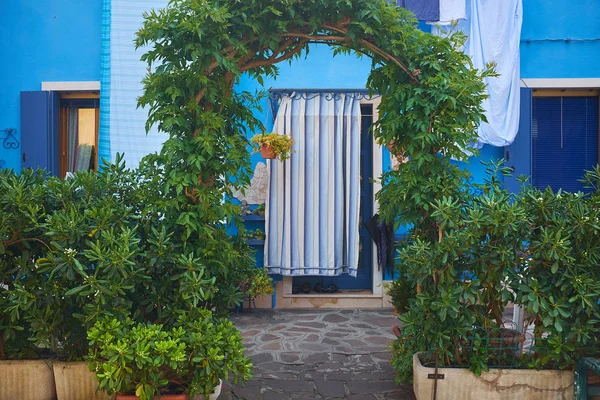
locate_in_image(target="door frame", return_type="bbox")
[281,97,384,296]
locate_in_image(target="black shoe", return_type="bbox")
[301,282,311,294]
[324,284,338,293]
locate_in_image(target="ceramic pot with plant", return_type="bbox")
[255,203,266,216]
[87,311,252,400]
[238,268,274,302]
[251,133,295,161]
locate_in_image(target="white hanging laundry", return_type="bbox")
[438,0,466,24]
[431,0,523,147]
[469,0,523,146]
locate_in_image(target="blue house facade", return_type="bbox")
[1,0,599,308]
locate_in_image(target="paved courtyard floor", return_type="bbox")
[218,308,415,400]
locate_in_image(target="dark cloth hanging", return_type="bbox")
[397,0,440,21]
[364,214,395,277]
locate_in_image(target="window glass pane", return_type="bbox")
[78,108,96,146]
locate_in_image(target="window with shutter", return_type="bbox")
[20,91,99,177]
[532,96,599,193]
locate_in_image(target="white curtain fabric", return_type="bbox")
[67,108,78,171]
[265,94,361,277]
[433,0,523,147]
[109,0,168,167]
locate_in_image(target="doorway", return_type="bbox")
[292,103,374,291]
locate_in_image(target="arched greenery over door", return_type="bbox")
[135,0,491,235]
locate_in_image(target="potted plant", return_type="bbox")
[254,203,266,217]
[385,275,413,316]
[0,168,60,400]
[1,156,256,400]
[391,162,600,399]
[87,311,252,400]
[238,268,274,311]
[251,133,295,161]
[249,229,266,241]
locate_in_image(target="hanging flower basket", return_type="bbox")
[251,133,295,161]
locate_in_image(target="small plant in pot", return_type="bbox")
[385,274,413,316]
[254,203,266,217]
[251,133,295,161]
[237,268,274,311]
[87,310,252,400]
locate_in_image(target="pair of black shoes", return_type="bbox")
[292,282,339,294]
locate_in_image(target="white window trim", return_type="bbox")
[41,81,101,91]
[521,78,600,89]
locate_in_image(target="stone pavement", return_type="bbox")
[218,309,415,400]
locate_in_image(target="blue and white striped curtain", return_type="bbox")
[265,94,361,277]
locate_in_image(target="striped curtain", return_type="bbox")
[265,93,361,277]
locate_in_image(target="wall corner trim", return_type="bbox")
[41,81,101,91]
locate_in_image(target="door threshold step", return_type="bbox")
[283,289,379,299]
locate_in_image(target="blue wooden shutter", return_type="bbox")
[503,88,532,193]
[20,91,60,175]
[532,96,599,193]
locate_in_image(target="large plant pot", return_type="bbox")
[413,352,574,400]
[53,361,110,400]
[0,360,56,400]
[116,380,222,400]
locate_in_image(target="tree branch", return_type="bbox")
[322,23,418,84]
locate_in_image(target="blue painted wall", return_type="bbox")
[0,0,103,171]
[521,0,600,78]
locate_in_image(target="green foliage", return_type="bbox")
[0,156,255,360]
[392,162,600,382]
[238,268,274,299]
[87,311,252,399]
[133,0,491,241]
[385,274,413,314]
[249,229,266,240]
[251,133,295,161]
[133,0,494,385]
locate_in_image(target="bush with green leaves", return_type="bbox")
[511,170,600,369]
[385,273,414,315]
[391,162,600,382]
[0,155,255,360]
[87,310,252,399]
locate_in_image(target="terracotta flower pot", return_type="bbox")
[260,144,276,159]
[116,395,188,400]
[115,380,222,400]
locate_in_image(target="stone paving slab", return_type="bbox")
[218,309,415,400]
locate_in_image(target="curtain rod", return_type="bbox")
[270,88,370,93]
[267,90,380,122]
